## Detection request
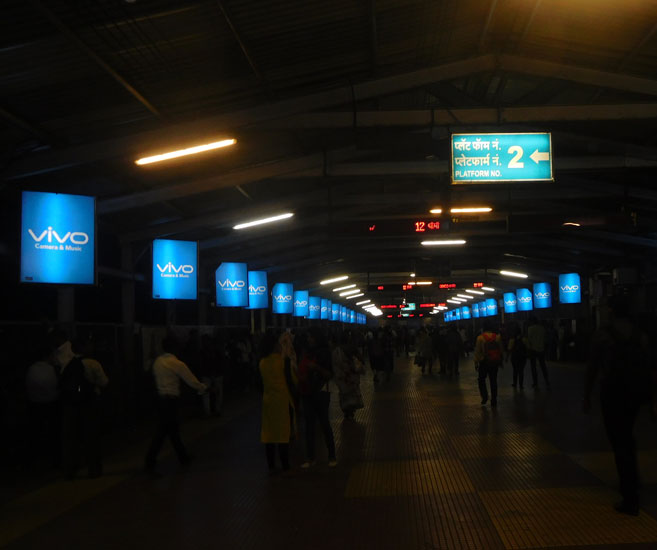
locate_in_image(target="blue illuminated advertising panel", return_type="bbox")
[308,296,321,319]
[331,303,340,321]
[462,306,471,319]
[473,303,480,318]
[444,312,449,323]
[320,299,329,320]
[559,273,581,304]
[454,308,462,320]
[247,271,268,309]
[503,292,517,314]
[478,301,488,317]
[486,298,498,316]
[451,132,552,183]
[152,239,198,300]
[533,282,552,309]
[216,262,248,307]
[516,288,533,311]
[272,283,294,314]
[340,306,348,323]
[21,191,96,285]
[350,310,356,324]
[293,290,309,317]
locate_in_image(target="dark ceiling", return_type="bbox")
[2,0,657,308]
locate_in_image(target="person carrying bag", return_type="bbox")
[474,322,503,407]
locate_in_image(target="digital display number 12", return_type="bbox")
[414,221,440,233]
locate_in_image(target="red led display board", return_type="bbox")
[439,283,456,289]
[420,303,436,308]
[414,221,440,233]
[380,305,398,309]
[473,282,484,288]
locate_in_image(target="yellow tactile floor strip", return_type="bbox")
[479,486,657,549]
[450,432,559,459]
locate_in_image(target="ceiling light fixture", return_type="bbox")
[339,289,361,297]
[562,222,581,227]
[410,273,416,277]
[346,293,364,300]
[456,294,473,300]
[429,208,442,214]
[451,297,466,302]
[333,284,356,292]
[356,300,371,306]
[482,287,495,292]
[447,299,461,304]
[320,275,348,285]
[450,207,492,213]
[136,138,236,165]
[233,212,294,230]
[466,289,485,295]
[500,270,528,279]
[415,281,432,286]
[421,239,466,246]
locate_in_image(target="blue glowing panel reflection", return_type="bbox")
[272,283,293,314]
[21,191,96,285]
[152,239,198,300]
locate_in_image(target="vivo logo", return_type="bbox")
[310,305,320,312]
[504,300,516,306]
[321,307,328,312]
[518,296,532,303]
[274,294,292,302]
[487,304,495,310]
[158,263,194,274]
[249,285,266,294]
[218,279,245,289]
[535,292,550,299]
[561,285,579,293]
[294,300,308,307]
[29,227,89,246]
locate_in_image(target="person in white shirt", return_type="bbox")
[145,335,207,476]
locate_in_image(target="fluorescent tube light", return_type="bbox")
[499,270,528,279]
[410,273,416,277]
[320,275,348,285]
[451,298,466,302]
[482,287,496,291]
[563,222,581,227]
[136,138,236,165]
[450,207,492,213]
[466,289,484,295]
[346,293,364,300]
[421,240,466,246]
[447,299,461,304]
[456,294,473,300]
[233,213,294,230]
[333,284,356,292]
[339,289,361,297]
[416,281,432,286]
[356,300,371,305]
[429,208,442,214]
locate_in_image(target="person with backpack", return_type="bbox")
[474,321,503,407]
[583,297,656,516]
[508,324,529,389]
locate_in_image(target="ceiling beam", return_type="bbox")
[29,0,161,118]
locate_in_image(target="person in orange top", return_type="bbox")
[474,321,503,407]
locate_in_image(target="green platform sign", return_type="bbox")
[451,132,553,183]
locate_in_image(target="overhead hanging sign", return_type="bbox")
[272,283,293,314]
[503,292,517,314]
[451,132,553,183]
[293,290,309,317]
[462,306,471,320]
[152,239,198,300]
[559,273,581,304]
[516,288,533,311]
[533,282,552,309]
[216,262,248,307]
[485,298,498,316]
[331,303,341,321]
[21,191,96,285]
[473,303,480,318]
[308,296,321,319]
[247,271,268,309]
[321,299,330,320]
[340,306,348,323]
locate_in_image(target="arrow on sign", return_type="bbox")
[530,149,550,164]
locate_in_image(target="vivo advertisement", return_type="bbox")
[21,191,96,285]
[341,306,348,323]
[473,303,480,318]
[308,296,321,319]
[516,288,533,311]
[350,310,356,324]
[559,273,582,304]
[247,271,268,309]
[479,301,488,317]
[293,290,309,317]
[533,282,552,309]
[486,298,498,316]
[503,292,517,314]
[321,299,329,320]
[331,303,341,321]
[152,239,198,300]
[272,283,294,314]
[216,262,248,307]
[462,306,471,320]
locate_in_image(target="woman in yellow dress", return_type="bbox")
[259,331,297,473]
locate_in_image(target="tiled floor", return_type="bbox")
[3,355,657,549]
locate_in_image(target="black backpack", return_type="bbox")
[58,357,95,403]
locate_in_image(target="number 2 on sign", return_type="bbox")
[508,146,524,168]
